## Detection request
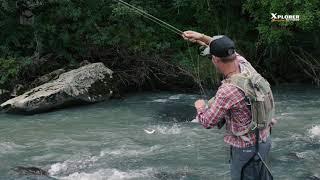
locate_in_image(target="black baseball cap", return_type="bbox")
[209,35,235,58]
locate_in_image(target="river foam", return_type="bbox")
[99,145,162,157]
[309,125,320,139]
[49,155,99,176]
[168,94,184,100]
[48,145,160,177]
[59,168,153,180]
[152,99,168,103]
[152,94,197,103]
[151,124,182,135]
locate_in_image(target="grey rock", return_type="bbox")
[31,68,66,88]
[308,175,320,180]
[1,63,114,114]
[13,166,49,176]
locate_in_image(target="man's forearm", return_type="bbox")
[200,34,213,45]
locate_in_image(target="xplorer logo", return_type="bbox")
[271,13,300,22]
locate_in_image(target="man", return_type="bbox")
[182,31,276,180]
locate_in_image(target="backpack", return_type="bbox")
[223,60,275,136]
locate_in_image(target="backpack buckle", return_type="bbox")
[251,123,257,131]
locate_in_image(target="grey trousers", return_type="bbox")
[230,137,272,180]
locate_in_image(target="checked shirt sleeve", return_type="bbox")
[196,85,244,129]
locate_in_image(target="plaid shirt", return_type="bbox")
[197,56,270,148]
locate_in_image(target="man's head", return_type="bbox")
[208,35,236,72]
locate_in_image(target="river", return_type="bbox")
[0,85,319,180]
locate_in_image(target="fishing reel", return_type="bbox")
[199,45,211,59]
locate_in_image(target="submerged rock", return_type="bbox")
[153,171,197,179]
[308,175,320,180]
[1,63,114,114]
[13,166,49,176]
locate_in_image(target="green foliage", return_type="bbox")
[0,0,319,90]
[0,57,20,89]
[0,1,35,57]
[243,0,320,83]
[243,0,320,46]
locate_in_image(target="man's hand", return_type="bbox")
[183,31,203,40]
[182,31,208,46]
[271,118,278,126]
[194,99,206,113]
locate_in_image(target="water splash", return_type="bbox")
[49,155,99,176]
[151,124,182,135]
[309,125,320,139]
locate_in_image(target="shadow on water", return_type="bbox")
[156,103,197,122]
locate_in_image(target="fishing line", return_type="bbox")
[114,0,183,35]
[186,42,207,97]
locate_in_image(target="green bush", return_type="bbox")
[0,58,20,89]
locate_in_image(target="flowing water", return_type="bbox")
[0,85,319,180]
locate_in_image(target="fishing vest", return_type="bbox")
[222,59,275,137]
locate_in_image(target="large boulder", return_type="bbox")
[1,63,114,114]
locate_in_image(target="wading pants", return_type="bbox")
[230,137,272,180]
